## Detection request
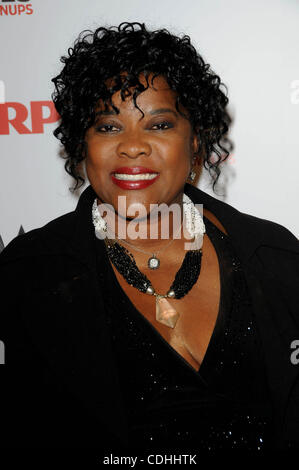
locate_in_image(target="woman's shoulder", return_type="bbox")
[0,210,76,268]
[237,209,298,245]
[186,183,298,250]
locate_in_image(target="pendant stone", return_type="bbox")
[148,255,160,270]
[156,295,180,328]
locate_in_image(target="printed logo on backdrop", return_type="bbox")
[0,101,59,134]
[0,0,33,16]
[0,340,4,364]
[0,81,59,133]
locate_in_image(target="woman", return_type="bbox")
[0,22,298,452]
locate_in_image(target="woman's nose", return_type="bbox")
[116,136,152,159]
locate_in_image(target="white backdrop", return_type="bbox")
[1,0,298,249]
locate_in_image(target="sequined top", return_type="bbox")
[96,216,274,451]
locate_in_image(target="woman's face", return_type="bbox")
[84,74,199,219]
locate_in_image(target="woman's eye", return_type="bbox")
[151,121,173,130]
[96,125,119,133]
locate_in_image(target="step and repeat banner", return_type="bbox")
[1,0,298,250]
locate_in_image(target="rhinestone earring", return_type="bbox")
[188,155,197,182]
[188,168,196,182]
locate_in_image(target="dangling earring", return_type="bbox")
[188,168,196,182]
[188,155,197,182]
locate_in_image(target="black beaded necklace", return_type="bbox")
[104,236,203,328]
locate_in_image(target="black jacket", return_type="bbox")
[0,183,298,450]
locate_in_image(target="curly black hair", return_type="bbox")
[52,22,232,192]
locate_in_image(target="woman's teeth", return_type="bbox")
[113,173,158,180]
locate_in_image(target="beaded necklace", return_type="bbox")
[92,194,205,328]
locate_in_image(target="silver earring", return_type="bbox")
[188,154,197,182]
[188,168,196,182]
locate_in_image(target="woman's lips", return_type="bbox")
[111,173,160,190]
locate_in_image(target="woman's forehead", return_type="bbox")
[97,74,178,114]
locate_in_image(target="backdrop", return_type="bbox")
[1,0,298,250]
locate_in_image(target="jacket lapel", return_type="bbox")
[185,184,299,445]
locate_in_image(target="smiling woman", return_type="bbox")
[84,74,198,219]
[0,22,298,453]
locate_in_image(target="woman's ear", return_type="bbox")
[191,132,201,164]
[192,132,198,152]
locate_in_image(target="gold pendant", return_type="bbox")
[155,295,180,328]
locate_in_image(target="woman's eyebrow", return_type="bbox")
[149,108,178,117]
[95,108,178,118]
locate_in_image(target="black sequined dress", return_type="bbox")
[95,216,275,451]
